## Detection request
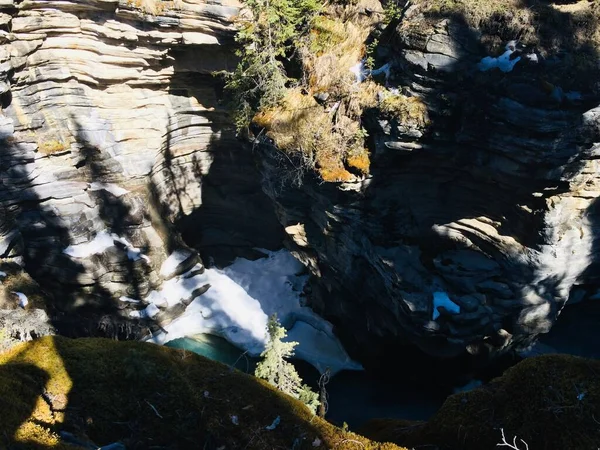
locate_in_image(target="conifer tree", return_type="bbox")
[225,0,321,131]
[255,314,320,414]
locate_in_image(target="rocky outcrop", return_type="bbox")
[0,0,283,334]
[256,5,600,363]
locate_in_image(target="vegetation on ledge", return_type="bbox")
[0,336,405,449]
[361,354,600,450]
[225,0,388,183]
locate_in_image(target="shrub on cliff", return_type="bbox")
[226,0,384,183]
[225,0,321,131]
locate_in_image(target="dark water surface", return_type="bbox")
[166,335,445,428]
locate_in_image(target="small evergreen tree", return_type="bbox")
[225,0,321,131]
[255,314,320,414]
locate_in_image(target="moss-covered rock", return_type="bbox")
[0,336,406,449]
[361,354,600,450]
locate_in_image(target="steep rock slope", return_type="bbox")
[256,1,600,362]
[0,0,283,336]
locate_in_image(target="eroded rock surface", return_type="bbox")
[257,8,600,362]
[0,0,283,335]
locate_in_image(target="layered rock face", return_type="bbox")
[257,8,600,362]
[0,0,283,338]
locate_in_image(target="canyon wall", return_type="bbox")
[257,4,600,363]
[0,0,283,338]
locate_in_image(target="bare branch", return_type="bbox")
[497,428,529,450]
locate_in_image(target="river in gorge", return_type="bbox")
[160,249,600,429]
[166,334,445,429]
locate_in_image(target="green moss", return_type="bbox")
[0,337,407,449]
[308,16,348,55]
[361,354,600,450]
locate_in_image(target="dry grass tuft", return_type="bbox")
[254,89,367,182]
[125,0,183,15]
[347,149,370,174]
[247,0,386,183]
[37,139,68,155]
[303,16,369,94]
[379,92,429,127]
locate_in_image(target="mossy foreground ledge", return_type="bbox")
[361,354,600,450]
[0,336,404,450]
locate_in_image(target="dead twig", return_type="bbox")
[497,428,529,450]
[145,400,163,419]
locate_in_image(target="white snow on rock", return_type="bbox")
[147,249,361,375]
[63,231,115,258]
[63,230,150,263]
[432,291,460,320]
[350,61,391,83]
[478,41,522,73]
[287,320,362,374]
[452,379,483,394]
[371,62,391,80]
[160,250,196,278]
[13,291,28,308]
[524,52,539,63]
[119,296,141,303]
[129,303,161,319]
[0,271,6,278]
[89,182,129,198]
[350,61,367,83]
[144,303,161,319]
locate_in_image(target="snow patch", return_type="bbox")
[89,182,129,198]
[350,61,391,83]
[565,91,582,101]
[148,250,360,375]
[453,379,483,394]
[160,250,195,278]
[478,41,522,73]
[350,61,367,83]
[524,52,539,63]
[63,230,150,262]
[432,291,460,320]
[265,416,280,430]
[129,303,161,319]
[0,271,6,278]
[371,62,391,79]
[13,291,28,308]
[63,231,115,258]
[287,320,362,375]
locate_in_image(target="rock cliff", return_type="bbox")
[256,1,600,363]
[0,0,599,371]
[0,0,283,339]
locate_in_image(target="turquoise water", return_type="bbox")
[166,334,444,428]
[166,335,258,373]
